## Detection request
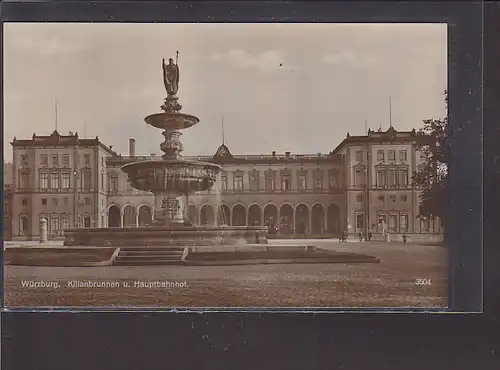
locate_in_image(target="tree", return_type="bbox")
[412,90,449,234]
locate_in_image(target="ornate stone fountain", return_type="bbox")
[121,54,221,227]
[63,53,268,247]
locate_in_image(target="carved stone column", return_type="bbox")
[160,130,183,159]
[39,218,47,244]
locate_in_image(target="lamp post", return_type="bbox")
[73,170,78,228]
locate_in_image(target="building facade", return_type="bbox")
[7,127,442,240]
[332,126,442,236]
[3,162,14,240]
[10,131,116,239]
[104,143,346,237]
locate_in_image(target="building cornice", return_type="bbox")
[331,127,422,155]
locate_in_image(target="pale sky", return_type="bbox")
[3,23,447,161]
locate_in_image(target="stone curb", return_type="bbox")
[5,248,121,267]
[182,257,380,266]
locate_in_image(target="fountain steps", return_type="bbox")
[113,247,184,266]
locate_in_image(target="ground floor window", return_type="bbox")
[388,214,398,233]
[20,215,29,236]
[421,218,430,232]
[50,215,60,236]
[83,216,91,228]
[377,214,387,232]
[355,212,364,230]
[61,214,70,233]
[400,214,409,232]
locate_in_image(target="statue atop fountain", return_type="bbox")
[161,50,182,113]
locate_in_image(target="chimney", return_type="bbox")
[285,151,291,157]
[272,151,276,157]
[129,138,136,157]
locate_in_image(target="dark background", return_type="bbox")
[1,2,499,369]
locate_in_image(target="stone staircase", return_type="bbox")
[113,246,185,266]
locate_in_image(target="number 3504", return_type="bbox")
[415,278,432,286]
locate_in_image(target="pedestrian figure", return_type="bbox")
[358,231,363,242]
[368,231,373,242]
[402,233,407,244]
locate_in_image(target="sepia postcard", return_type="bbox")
[3,22,449,309]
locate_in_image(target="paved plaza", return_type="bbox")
[3,239,448,308]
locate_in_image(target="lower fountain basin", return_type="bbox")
[121,159,221,194]
[63,226,268,247]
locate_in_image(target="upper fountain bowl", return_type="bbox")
[145,112,200,130]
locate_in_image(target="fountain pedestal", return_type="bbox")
[153,194,185,226]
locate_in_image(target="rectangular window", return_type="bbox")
[400,194,408,202]
[22,199,28,206]
[234,175,244,191]
[377,170,386,187]
[41,154,48,166]
[249,172,259,191]
[84,197,91,205]
[20,215,29,235]
[399,150,408,162]
[298,174,307,190]
[399,169,409,187]
[378,214,387,229]
[84,154,91,166]
[400,214,408,232]
[109,176,119,193]
[21,154,28,164]
[281,175,291,190]
[421,218,430,232]
[51,215,60,236]
[356,194,363,203]
[83,216,91,228]
[356,213,364,229]
[355,150,363,162]
[329,171,339,189]
[266,176,275,191]
[50,172,60,189]
[390,195,396,202]
[314,175,323,190]
[63,197,69,205]
[377,150,384,161]
[389,214,398,232]
[52,155,58,166]
[220,174,228,191]
[378,195,385,203]
[42,198,47,206]
[354,169,364,188]
[19,170,30,189]
[82,169,92,191]
[39,171,49,189]
[388,150,396,161]
[388,169,397,187]
[62,154,70,167]
[61,215,70,232]
[61,172,70,189]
